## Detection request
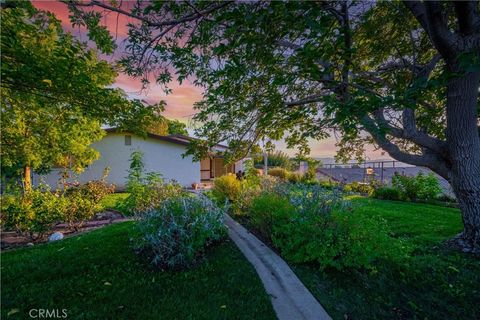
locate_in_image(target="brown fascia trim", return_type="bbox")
[104,128,228,149]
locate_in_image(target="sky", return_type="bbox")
[31,1,388,160]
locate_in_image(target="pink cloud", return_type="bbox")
[113,74,202,120]
[33,1,134,37]
[32,1,199,121]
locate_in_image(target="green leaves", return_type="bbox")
[68,5,116,54]
[66,1,473,168]
[1,4,162,177]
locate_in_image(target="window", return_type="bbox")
[125,135,132,146]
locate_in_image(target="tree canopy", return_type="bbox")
[167,119,188,135]
[66,1,478,162]
[0,2,162,186]
[148,118,189,136]
[66,0,480,252]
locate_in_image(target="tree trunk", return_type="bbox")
[23,165,32,192]
[445,69,480,253]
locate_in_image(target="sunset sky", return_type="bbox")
[32,1,387,160]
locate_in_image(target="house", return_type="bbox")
[33,129,246,189]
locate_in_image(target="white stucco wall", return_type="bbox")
[33,133,201,190]
[234,158,249,172]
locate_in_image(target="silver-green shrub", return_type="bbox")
[134,195,227,270]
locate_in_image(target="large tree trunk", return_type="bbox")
[23,165,32,192]
[445,69,480,253]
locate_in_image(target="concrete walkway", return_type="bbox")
[225,215,331,320]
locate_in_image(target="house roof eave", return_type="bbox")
[104,128,229,149]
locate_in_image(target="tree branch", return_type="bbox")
[136,24,176,69]
[403,1,459,61]
[402,1,431,36]
[66,0,232,27]
[424,1,459,59]
[285,95,323,107]
[401,108,417,137]
[417,54,442,78]
[454,1,479,35]
[362,114,450,179]
[372,108,448,156]
[319,3,343,24]
[285,77,386,107]
[276,39,332,70]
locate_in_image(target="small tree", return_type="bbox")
[1,3,162,190]
[167,119,188,135]
[148,118,189,136]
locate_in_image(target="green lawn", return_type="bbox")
[1,222,276,320]
[99,192,129,215]
[294,197,480,319]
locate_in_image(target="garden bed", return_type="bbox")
[1,210,129,250]
[2,191,133,250]
[230,194,479,319]
[290,198,479,319]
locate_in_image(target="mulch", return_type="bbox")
[1,210,132,250]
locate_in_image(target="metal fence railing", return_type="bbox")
[319,160,413,184]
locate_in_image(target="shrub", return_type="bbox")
[125,178,185,215]
[415,173,443,200]
[249,193,295,240]
[336,213,411,268]
[272,210,409,271]
[301,168,317,182]
[64,180,115,230]
[268,167,289,180]
[259,175,280,191]
[372,186,402,201]
[219,173,279,216]
[1,185,67,240]
[392,172,442,201]
[287,172,302,184]
[134,195,227,270]
[317,179,340,189]
[63,190,96,230]
[344,181,374,195]
[238,183,407,271]
[275,183,347,216]
[75,180,115,203]
[244,159,260,182]
[272,212,344,270]
[254,150,292,170]
[126,150,146,185]
[2,176,115,237]
[230,178,410,271]
[231,179,261,216]
[230,175,278,213]
[212,173,241,204]
[123,151,186,214]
